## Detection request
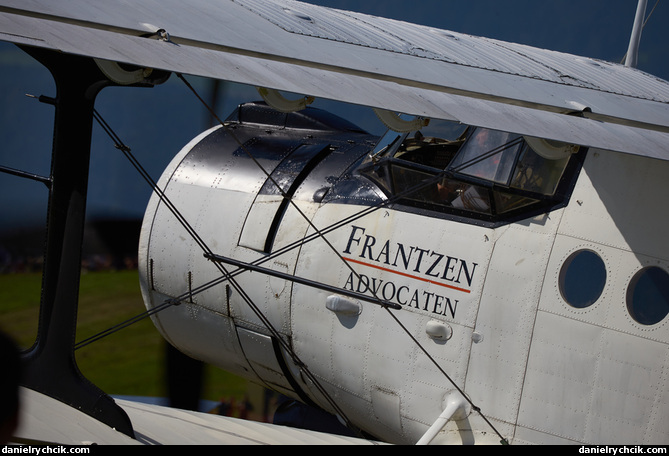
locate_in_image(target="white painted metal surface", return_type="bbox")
[519,149,669,443]
[0,0,668,157]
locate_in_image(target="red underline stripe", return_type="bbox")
[343,257,471,294]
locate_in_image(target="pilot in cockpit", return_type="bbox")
[394,130,464,169]
[393,128,491,212]
[438,178,490,212]
[367,120,575,217]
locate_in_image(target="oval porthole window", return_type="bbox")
[559,249,606,308]
[627,267,669,325]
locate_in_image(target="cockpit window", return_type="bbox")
[510,143,571,195]
[360,122,583,224]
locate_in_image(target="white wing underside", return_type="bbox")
[15,388,379,445]
[0,0,668,158]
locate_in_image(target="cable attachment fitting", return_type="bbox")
[25,93,56,105]
[139,23,174,43]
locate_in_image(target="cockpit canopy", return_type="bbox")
[360,120,583,223]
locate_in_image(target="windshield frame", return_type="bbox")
[357,126,587,226]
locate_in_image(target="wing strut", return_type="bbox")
[416,391,471,445]
[18,47,136,438]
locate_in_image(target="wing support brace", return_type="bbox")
[416,391,471,445]
[374,109,429,132]
[17,46,136,439]
[256,87,315,112]
[16,47,167,440]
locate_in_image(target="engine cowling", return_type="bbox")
[138,101,380,408]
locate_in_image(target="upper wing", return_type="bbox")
[1,0,668,158]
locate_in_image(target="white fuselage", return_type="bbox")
[138,112,669,445]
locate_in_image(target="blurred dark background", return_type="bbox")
[1,0,667,267]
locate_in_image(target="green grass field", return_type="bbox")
[0,270,249,405]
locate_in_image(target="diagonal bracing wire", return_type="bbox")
[73,160,453,350]
[89,107,368,438]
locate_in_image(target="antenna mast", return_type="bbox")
[625,0,647,67]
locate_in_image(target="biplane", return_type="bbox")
[1,0,668,446]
